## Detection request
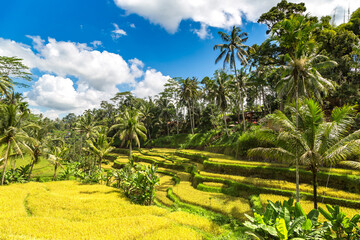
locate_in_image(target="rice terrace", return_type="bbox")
[1,0,360,239]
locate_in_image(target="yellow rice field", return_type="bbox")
[0,181,224,240]
[200,171,360,201]
[182,149,360,175]
[172,181,251,219]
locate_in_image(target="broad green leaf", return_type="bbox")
[307,209,319,222]
[302,218,313,231]
[295,202,306,218]
[276,218,288,240]
[318,206,332,221]
[289,216,306,235]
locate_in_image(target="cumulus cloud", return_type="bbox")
[192,23,212,39]
[113,0,360,33]
[132,69,171,98]
[0,37,171,117]
[112,23,127,39]
[90,40,102,48]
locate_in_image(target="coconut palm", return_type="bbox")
[214,26,250,131]
[0,103,37,185]
[110,109,147,159]
[248,99,360,209]
[271,14,337,202]
[156,96,175,136]
[74,112,100,161]
[86,127,114,169]
[179,77,199,134]
[213,71,231,135]
[47,145,68,180]
[0,56,32,99]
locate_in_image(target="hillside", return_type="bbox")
[0,181,224,240]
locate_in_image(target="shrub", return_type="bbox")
[118,163,160,205]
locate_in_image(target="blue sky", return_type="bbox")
[0,0,357,119]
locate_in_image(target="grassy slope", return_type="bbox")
[0,181,224,240]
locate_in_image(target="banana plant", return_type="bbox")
[319,205,360,239]
[244,199,323,239]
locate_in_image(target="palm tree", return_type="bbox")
[47,145,68,180]
[23,119,52,180]
[179,77,199,134]
[271,14,337,202]
[110,109,147,159]
[0,56,32,99]
[0,103,37,185]
[86,127,114,169]
[164,78,181,134]
[248,99,360,209]
[213,71,231,135]
[156,96,175,136]
[74,112,100,161]
[214,26,250,131]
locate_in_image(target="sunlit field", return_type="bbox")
[0,181,223,240]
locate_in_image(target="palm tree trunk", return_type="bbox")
[192,102,196,132]
[312,166,318,209]
[28,155,37,180]
[1,142,11,185]
[223,110,229,136]
[98,156,102,169]
[188,102,194,134]
[295,75,300,203]
[129,141,132,159]
[53,164,58,180]
[233,65,246,131]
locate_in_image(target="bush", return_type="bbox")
[117,163,159,205]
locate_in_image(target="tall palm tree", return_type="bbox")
[156,96,175,136]
[214,26,250,131]
[271,14,337,202]
[74,112,100,160]
[47,145,68,180]
[86,127,114,169]
[110,109,147,159]
[213,71,231,135]
[164,78,181,134]
[179,77,199,134]
[0,103,37,185]
[248,99,360,209]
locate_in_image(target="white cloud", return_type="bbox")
[132,69,171,98]
[0,37,171,117]
[192,23,212,39]
[113,0,360,33]
[112,23,127,39]
[22,36,135,91]
[130,23,136,28]
[90,40,102,48]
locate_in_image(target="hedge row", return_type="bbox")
[132,154,188,171]
[203,160,360,194]
[111,148,130,155]
[193,173,360,209]
[138,149,190,164]
[157,169,180,184]
[112,160,127,169]
[104,154,117,161]
[174,151,209,164]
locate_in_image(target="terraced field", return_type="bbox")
[110,147,360,221]
[0,181,225,239]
